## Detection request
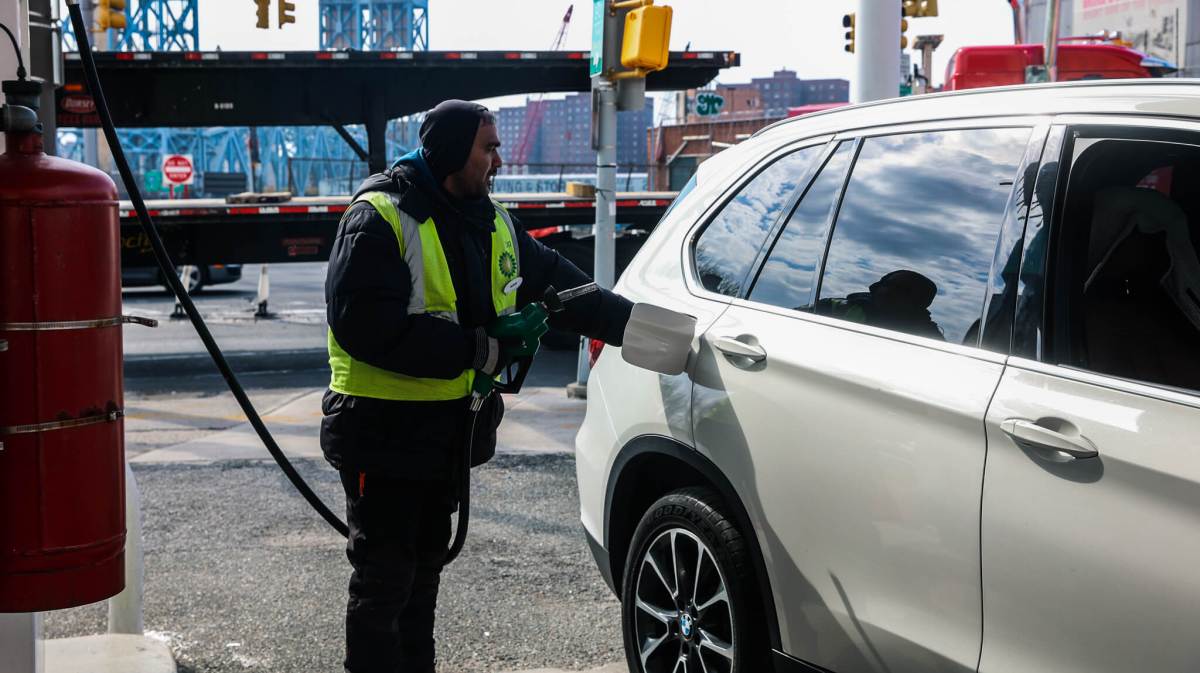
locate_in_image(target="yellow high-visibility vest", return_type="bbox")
[327,191,520,401]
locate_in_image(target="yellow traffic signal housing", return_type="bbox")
[900,16,909,49]
[902,0,938,17]
[279,0,297,27]
[620,4,672,72]
[255,0,270,29]
[98,0,126,30]
[842,13,856,54]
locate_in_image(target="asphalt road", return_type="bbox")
[42,456,623,673]
[41,264,623,672]
[122,262,329,364]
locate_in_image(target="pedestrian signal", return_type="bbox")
[620,4,673,73]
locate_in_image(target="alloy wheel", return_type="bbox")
[181,265,203,294]
[633,527,735,673]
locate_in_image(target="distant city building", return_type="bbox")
[686,70,849,121]
[647,115,787,191]
[650,70,848,190]
[496,93,653,172]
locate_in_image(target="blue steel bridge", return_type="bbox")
[58,0,428,197]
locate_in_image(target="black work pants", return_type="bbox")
[339,469,455,673]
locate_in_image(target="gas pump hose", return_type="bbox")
[65,1,350,538]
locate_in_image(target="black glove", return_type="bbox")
[471,327,517,378]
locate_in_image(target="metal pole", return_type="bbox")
[0,613,43,673]
[107,461,144,635]
[921,46,934,93]
[851,0,902,104]
[28,0,57,155]
[573,79,618,391]
[81,1,98,169]
[593,80,617,290]
[1043,0,1061,81]
[1011,0,1026,44]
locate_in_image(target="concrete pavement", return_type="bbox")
[128,385,585,463]
[43,634,624,673]
[43,377,610,673]
[44,634,175,673]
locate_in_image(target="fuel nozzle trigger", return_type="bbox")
[469,282,601,410]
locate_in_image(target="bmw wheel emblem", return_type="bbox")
[679,613,694,639]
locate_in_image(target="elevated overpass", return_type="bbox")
[60,49,739,172]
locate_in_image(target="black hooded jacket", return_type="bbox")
[320,151,633,478]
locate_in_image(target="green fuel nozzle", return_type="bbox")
[468,282,600,410]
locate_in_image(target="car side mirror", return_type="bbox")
[621,303,697,376]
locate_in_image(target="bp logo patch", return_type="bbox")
[498,250,518,280]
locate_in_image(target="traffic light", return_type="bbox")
[98,0,126,30]
[620,4,673,72]
[278,0,296,27]
[900,12,909,50]
[903,0,938,17]
[843,13,856,54]
[254,0,269,29]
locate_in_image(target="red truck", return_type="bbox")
[945,42,1178,91]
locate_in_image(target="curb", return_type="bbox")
[45,634,176,673]
[124,348,329,379]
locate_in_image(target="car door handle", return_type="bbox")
[710,335,767,363]
[1000,419,1099,459]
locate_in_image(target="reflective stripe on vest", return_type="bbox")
[327,192,521,401]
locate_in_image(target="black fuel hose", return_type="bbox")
[66,1,349,538]
[444,408,479,564]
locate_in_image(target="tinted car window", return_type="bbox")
[1051,135,1200,392]
[693,146,823,297]
[749,142,855,311]
[816,128,1030,344]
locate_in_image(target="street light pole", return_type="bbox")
[593,80,617,292]
[851,0,902,103]
[1043,0,1061,81]
[573,78,618,389]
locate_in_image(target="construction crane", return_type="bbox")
[511,4,573,169]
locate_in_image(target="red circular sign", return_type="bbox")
[162,155,194,184]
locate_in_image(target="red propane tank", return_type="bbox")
[0,125,126,611]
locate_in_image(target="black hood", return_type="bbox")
[352,148,493,230]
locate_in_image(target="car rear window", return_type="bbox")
[748,141,855,311]
[815,127,1031,344]
[692,145,824,298]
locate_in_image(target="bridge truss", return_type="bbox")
[320,0,429,50]
[58,0,423,197]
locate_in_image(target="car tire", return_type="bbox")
[620,488,762,673]
[161,266,205,295]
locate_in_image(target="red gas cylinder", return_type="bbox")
[0,83,126,611]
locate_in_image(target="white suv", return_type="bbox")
[576,80,1200,673]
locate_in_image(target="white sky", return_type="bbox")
[200,0,1018,106]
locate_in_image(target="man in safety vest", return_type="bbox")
[320,100,633,672]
